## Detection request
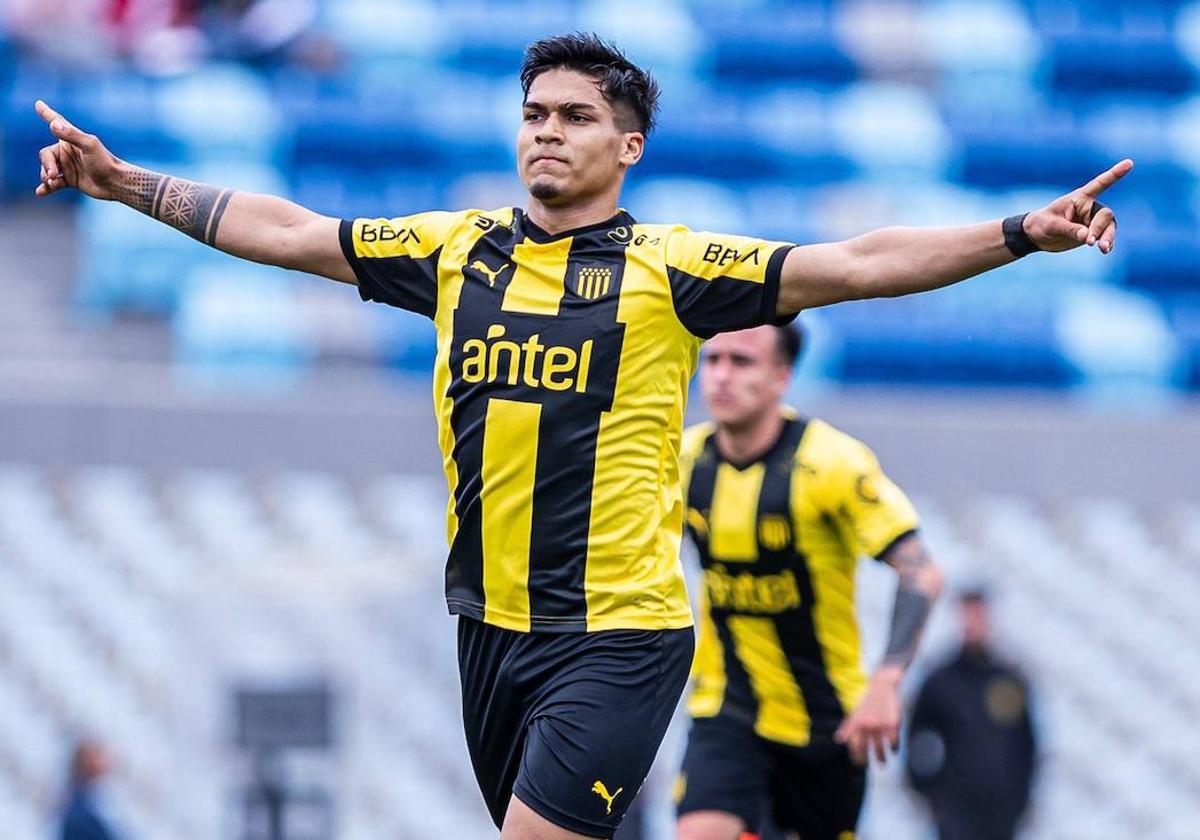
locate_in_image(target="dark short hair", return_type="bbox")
[959,586,990,604]
[521,32,661,136]
[774,322,805,367]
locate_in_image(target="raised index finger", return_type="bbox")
[34,99,63,125]
[1079,158,1134,197]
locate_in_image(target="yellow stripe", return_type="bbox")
[503,237,571,315]
[686,593,726,717]
[481,397,540,630]
[583,232,695,631]
[601,273,610,297]
[433,209,513,548]
[727,615,811,746]
[708,463,764,562]
[792,427,867,713]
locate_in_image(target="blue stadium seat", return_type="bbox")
[694,7,857,86]
[820,282,1074,386]
[1122,227,1200,293]
[173,265,312,386]
[1166,294,1200,389]
[1048,33,1197,95]
[947,105,1110,189]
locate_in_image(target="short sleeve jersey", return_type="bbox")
[680,415,919,745]
[340,208,794,632]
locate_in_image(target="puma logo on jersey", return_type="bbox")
[591,781,623,815]
[470,260,508,287]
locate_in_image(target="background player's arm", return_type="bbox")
[878,532,942,674]
[776,159,1133,314]
[33,101,355,284]
[835,533,942,766]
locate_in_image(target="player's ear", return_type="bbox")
[620,132,644,167]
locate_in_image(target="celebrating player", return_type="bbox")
[34,32,1128,840]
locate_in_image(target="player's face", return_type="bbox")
[701,327,792,429]
[518,68,644,207]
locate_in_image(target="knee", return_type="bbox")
[676,810,745,840]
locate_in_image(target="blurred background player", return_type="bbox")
[905,588,1039,840]
[674,323,943,840]
[58,740,125,840]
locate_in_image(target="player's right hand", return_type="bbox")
[34,100,119,200]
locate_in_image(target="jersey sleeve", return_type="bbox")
[664,227,796,338]
[806,423,919,560]
[339,211,466,318]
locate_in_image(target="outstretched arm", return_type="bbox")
[33,100,355,284]
[777,159,1134,314]
[835,532,943,765]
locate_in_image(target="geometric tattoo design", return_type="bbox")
[113,166,234,246]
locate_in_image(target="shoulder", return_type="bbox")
[378,207,515,239]
[430,207,516,241]
[680,421,716,462]
[796,418,879,475]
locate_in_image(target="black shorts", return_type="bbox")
[457,616,694,838]
[676,714,865,840]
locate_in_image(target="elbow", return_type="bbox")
[919,560,945,601]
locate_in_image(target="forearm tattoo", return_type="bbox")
[113,166,234,247]
[882,535,936,668]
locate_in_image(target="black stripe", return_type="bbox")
[768,419,850,733]
[684,430,719,556]
[338,219,369,288]
[205,189,234,246]
[525,227,630,627]
[762,243,796,325]
[712,615,757,727]
[444,222,524,618]
[150,176,169,219]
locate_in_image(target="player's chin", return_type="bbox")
[708,404,747,426]
[527,175,569,204]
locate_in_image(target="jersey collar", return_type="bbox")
[517,208,637,244]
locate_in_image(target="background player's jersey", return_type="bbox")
[680,414,918,746]
[341,207,794,633]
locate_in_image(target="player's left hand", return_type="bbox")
[1022,158,1133,254]
[835,665,903,766]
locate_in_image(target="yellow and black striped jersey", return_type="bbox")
[340,207,794,633]
[680,414,918,746]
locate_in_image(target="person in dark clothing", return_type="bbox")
[59,740,122,840]
[905,589,1038,840]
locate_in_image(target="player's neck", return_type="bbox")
[525,195,621,236]
[715,408,786,466]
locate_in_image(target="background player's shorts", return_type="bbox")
[457,616,694,838]
[676,714,865,840]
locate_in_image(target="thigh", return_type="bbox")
[675,716,771,831]
[514,627,694,840]
[769,744,865,840]
[458,616,528,829]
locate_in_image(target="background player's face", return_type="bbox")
[701,327,792,430]
[518,68,644,207]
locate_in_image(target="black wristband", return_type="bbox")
[1003,213,1040,257]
